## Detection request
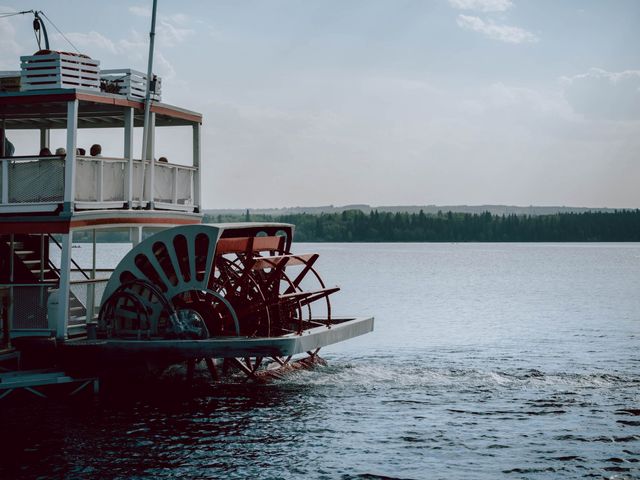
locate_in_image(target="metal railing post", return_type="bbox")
[97,159,104,202]
[1,159,7,205]
[172,166,178,205]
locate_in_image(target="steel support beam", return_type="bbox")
[192,123,201,212]
[39,128,50,151]
[63,100,78,212]
[1,120,7,204]
[124,107,134,207]
[57,232,73,339]
[147,111,155,208]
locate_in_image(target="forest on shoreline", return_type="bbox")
[204,209,640,242]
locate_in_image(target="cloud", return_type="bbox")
[456,15,538,43]
[482,82,574,120]
[0,7,21,64]
[54,31,119,55]
[124,7,195,48]
[129,6,151,17]
[448,0,512,12]
[561,68,640,121]
[154,52,177,80]
[157,20,194,47]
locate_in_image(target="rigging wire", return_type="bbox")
[0,9,79,53]
[39,11,80,53]
[0,10,34,19]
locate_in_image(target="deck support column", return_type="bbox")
[39,128,50,151]
[85,229,96,322]
[7,234,14,344]
[130,226,142,247]
[63,100,78,213]
[192,123,201,212]
[1,121,7,204]
[147,111,156,209]
[0,122,5,156]
[57,232,73,340]
[124,107,134,208]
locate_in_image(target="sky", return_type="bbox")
[1,0,639,209]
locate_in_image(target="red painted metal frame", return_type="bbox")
[0,216,201,235]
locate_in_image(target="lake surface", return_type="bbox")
[2,243,639,479]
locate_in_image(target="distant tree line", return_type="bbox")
[205,209,640,242]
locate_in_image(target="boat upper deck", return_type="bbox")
[0,88,204,233]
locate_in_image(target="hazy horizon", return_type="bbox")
[203,203,636,213]
[1,0,639,209]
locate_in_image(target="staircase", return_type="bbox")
[0,235,87,329]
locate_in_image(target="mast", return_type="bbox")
[140,0,158,207]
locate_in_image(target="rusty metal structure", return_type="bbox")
[87,223,372,381]
[100,224,336,340]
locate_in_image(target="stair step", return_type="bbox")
[14,250,36,255]
[30,268,52,274]
[4,242,25,248]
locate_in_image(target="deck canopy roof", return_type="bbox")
[0,88,202,129]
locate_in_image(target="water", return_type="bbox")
[2,243,639,479]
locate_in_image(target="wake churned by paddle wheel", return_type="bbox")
[98,224,338,343]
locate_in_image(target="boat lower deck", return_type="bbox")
[62,317,374,361]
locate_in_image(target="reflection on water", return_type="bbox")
[3,243,640,479]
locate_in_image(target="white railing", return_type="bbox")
[152,161,195,210]
[1,155,197,212]
[75,156,127,207]
[1,276,110,338]
[0,156,65,208]
[1,284,55,337]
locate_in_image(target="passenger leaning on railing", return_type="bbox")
[39,147,52,156]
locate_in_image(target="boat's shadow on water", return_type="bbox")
[98,361,326,406]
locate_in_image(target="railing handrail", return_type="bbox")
[0,155,64,161]
[0,155,195,169]
[0,283,58,288]
[77,155,128,162]
[71,268,114,272]
[75,156,197,170]
[133,159,197,171]
[70,278,109,285]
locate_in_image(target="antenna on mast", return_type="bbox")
[140,0,159,208]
